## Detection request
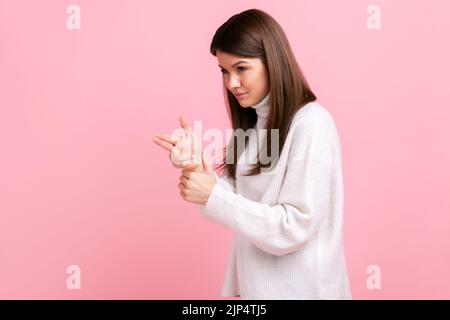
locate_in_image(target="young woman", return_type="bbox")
[153,9,352,300]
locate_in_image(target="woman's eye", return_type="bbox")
[220,67,246,75]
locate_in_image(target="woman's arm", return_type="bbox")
[200,157,335,257]
[198,115,339,257]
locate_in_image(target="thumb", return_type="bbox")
[201,150,213,173]
[179,115,194,137]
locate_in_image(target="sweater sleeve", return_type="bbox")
[199,120,337,257]
[197,170,236,214]
[212,171,236,193]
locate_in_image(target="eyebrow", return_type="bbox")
[218,61,249,69]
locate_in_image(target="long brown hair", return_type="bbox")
[210,8,317,179]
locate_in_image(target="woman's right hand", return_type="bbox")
[153,115,204,171]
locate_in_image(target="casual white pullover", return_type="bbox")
[199,93,352,300]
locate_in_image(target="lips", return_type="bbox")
[235,92,248,97]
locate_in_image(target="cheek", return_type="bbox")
[241,73,255,88]
[257,68,267,80]
[256,70,269,89]
[247,72,262,88]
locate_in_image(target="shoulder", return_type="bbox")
[285,100,341,163]
[291,100,336,130]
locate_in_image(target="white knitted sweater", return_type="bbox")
[199,93,352,300]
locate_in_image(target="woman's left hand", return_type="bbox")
[179,151,217,205]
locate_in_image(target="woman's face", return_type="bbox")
[216,50,269,108]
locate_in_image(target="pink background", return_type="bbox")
[1,0,449,299]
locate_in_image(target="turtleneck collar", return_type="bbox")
[250,93,270,119]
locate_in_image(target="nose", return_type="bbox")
[226,74,241,91]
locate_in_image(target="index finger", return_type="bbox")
[153,136,175,152]
[155,133,180,146]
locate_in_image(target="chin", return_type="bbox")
[238,99,252,108]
